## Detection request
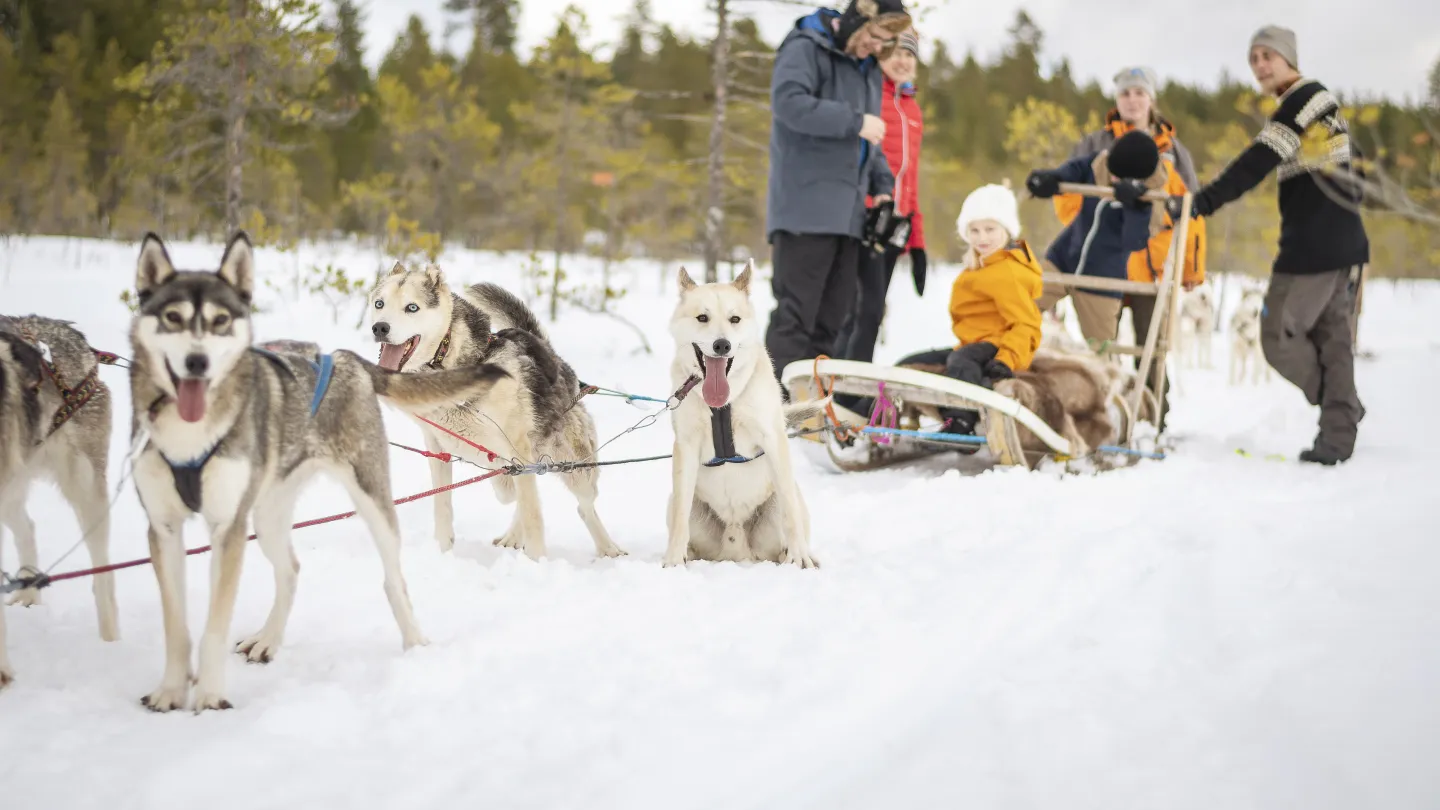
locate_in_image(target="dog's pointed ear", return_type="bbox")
[733,259,754,296]
[677,267,697,293]
[423,263,445,289]
[388,261,407,277]
[217,231,255,300]
[136,232,176,300]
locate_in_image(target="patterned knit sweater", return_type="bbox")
[1193,78,1369,275]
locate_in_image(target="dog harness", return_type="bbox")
[705,404,766,467]
[155,347,338,514]
[5,322,123,438]
[664,373,765,468]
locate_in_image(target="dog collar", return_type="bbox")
[425,328,453,370]
[666,375,701,410]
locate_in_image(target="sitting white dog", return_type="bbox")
[1177,286,1216,369]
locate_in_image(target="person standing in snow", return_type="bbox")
[833,27,928,366]
[1170,26,1367,465]
[763,0,910,395]
[1051,65,1208,430]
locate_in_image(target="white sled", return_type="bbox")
[782,358,1074,472]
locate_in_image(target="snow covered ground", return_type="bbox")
[2,236,1438,809]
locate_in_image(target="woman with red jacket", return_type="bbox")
[833,27,926,364]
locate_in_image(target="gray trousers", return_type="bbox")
[1262,268,1364,456]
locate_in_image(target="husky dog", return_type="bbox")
[0,315,121,690]
[1039,305,1090,355]
[1177,287,1216,369]
[1229,288,1272,386]
[128,233,507,712]
[366,263,623,561]
[664,264,823,568]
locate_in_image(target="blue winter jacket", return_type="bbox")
[766,9,895,241]
[1044,155,1155,300]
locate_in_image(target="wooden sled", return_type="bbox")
[782,358,1073,473]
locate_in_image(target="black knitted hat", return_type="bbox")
[836,0,911,56]
[1106,130,1161,180]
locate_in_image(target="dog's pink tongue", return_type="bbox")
[378,343,407,371]
[175,379,207,423]
[702,355,730,408]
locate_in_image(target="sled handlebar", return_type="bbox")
[1055,183,1179,204]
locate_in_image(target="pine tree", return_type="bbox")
[122,0,352,236]
[32,89,98,235]
[325,0,379,193]
[1429,56,1439,109]
[513,6,638,320]
[379,15,436,94]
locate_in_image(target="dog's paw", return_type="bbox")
[493,531,525,552]
[436,533,455,553]
[783,546,820,570]
[235,633,282,665]
[8,588,41,608]
[595,542,628,559]
[661,548,689,568]
[402,631,430,651]
[191,690,234,713]
[141,684,190,713]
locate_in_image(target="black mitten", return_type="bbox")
[1025,169,1062,199]
[944,342,999,387]
[910,248,928,296]
[1112,178,1148,209]
[984,358,1014,380]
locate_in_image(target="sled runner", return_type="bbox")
[783,186,1192,474]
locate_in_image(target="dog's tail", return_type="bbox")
[352,354,510,408]
[783,397,832,431]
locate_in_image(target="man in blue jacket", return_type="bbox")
[764,0,910,393]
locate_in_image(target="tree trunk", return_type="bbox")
[702,0,728,284]
[224,0,248,236]
[550,73,575,323]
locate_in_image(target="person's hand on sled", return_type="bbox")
[860,114,886,146]
[1164,194,1207,222]
[1112,178,1149,209]
[1025,169,1062,199]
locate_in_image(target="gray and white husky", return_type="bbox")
[366,263,623,561]
[1,316,121,690]
[128,233,507,712]
[664,264,822,569]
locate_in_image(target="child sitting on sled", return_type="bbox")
[892,182,1043,435]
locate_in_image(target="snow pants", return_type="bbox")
[832,244,902,364]
[1262,267,1365,459]
[765,232,861,387]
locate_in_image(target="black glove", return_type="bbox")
[1025,169,1062,199]
[1165,194,1209,222]
[983,358,1014,380]
[910,248,928,296]
[944,342,999,387]
[1112,178,1148,209]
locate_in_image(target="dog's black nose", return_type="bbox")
[372,321,390,338]
[712,338,731,356]
[184,353,209,377]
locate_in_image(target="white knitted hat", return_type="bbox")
[956,183,1021,243]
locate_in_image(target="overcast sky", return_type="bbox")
[359,0,1439,103]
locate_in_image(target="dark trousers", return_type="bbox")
[833,245,902,363]
[1262,268,1364,457]
[887,346,991,434]
[765,232,861,386]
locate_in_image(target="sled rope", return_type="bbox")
[3,470,508,595]
[866,381,900,444]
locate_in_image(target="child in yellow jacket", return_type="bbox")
[896,183,1043,434]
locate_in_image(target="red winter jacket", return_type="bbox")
[872,75,925,251]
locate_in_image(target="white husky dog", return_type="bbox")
[1177,286,1216,369]
[664,264,821,569]
[1229,287,1272,385]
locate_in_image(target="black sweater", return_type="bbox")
[1194,78,1369,275]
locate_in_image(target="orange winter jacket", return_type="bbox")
[948,240,1044,371]
[1053,113,1208,286]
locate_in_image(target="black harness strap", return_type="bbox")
[705,405,766,467]
[163,442,222,514]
